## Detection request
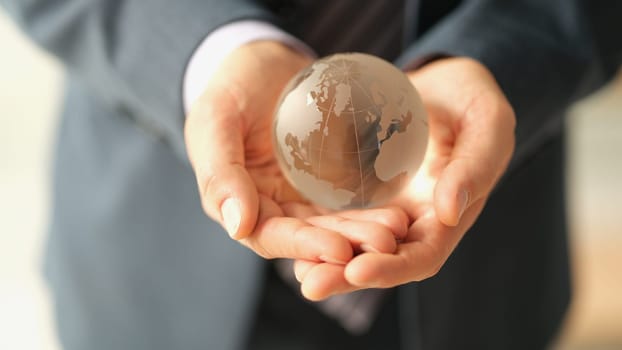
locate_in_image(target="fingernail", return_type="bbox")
[457,190,470,221]
[319,255,348,265]
[221,198,241,239]
[360,244,381,253]
[295,265,312,283]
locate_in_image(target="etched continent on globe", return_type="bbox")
[273,53,428,210]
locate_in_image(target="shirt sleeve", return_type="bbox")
[183,20,316,113]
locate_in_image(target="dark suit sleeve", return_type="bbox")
[0,0,277,158]
[396,0,622,171]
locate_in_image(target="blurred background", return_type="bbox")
[0,9,620,350]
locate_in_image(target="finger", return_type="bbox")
[284,204,410,240]
[281,202,321,219]
[305,216,398,254]
[242,195,353,262]
[300,263,354,301]
[185,86,259,239]
[434,94,515,226]
[345,200,485,288]
[283,205,410,242]
[294,259,317,282]
[344,244,437,288]
[284,205,408,253]
[336,207,410,240]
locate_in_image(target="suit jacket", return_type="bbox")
[2,0,621,349]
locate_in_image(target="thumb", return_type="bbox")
[185,86,259,240]
[434,97,515,227]
[434,157,488,227]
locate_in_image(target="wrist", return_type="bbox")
[183,20,315,113]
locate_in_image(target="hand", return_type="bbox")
[185,41,406,263]
[293,57,516,300]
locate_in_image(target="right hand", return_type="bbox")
[184,41,408,263]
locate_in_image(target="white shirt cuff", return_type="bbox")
[182,20,316,113]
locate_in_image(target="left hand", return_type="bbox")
[291,57,516,300]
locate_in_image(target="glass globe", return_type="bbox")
[273,53,428,210]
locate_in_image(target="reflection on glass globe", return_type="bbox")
[273,52,428,210]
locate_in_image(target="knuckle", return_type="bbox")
[292,223,313,259]
[244,238,272,260]
[480,156,498,181]
[505,104,517,131]
[371,226,397,252]
[427,261,444,279]
[207,80,247,117]
[199,169,219,212]
[418,243,446,280]
[413,261,443,281]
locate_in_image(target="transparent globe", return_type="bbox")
[273,53,428,210]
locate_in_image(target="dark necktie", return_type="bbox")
[295,0,407,60]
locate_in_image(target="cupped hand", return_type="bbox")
[185,41,407,264]
[294,57,516,300]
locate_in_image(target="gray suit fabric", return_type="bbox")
[1,0,621,349]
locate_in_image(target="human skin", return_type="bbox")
[185,41,408,265]
[184,41,515,300]
[294,57,516,300]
